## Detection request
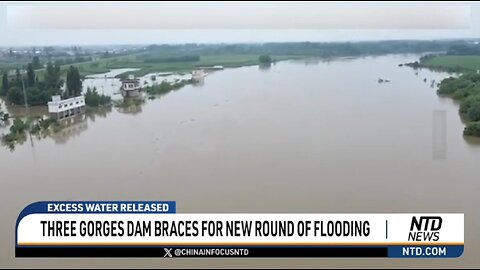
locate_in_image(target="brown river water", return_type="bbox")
[1,54,480,268]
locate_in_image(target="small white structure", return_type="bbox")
[192,69,207,82]
[121,75,141,97]
[48,95,86,119]
[196,65,223,71]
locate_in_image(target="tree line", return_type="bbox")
[144,40,471,58]
[0,59,83,106]
[437,73,480,137]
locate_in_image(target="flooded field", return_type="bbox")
[82,68,192,100]
[1,54,480,268]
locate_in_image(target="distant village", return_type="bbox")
[0,45,145,75]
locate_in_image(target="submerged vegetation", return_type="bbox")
[0,108,8,123]
[1,76,194,150]
[0,116,61,150]
[114,97,145,108]
[84,87,111,107]
[144,79,192,96]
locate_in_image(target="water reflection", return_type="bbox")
[191,78,205,87]
[259,63,272,71]
[302,58,320,66]
[86,106,112,122]
[2,102,48,118]
[115,97,145,115]
[49,114,89,145]
[463,135,480,146]
[1,106,114,151]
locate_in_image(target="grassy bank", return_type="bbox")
[422,55,480,72]
[108,54,305,78]
[31,53,305,79]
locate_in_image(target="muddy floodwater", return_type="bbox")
[1,54,480,268]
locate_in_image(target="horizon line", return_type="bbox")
[1,37,480,48]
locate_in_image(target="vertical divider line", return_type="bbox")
[386,220,388,240]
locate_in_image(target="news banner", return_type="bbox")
[15,201,464,258]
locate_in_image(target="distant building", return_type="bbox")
[195,65,223,71]
[121,75,141,97]
[47,95,86,119]
[7,69,26,77]
[192,69,207,82]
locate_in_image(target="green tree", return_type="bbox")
[14,68,22,87]
[66,66,82,97]
[26,63,35,87]
[1,72,8,96]
[84,87,111,107]
[54,59,65,66]
[259,55,272,64]
[7,86,24,105]
[44,62,62,95]
[32,56,41,69]
[9,118,28,134]
[467,105,480,122]
[25,86,50,105]
[464,122,480,137]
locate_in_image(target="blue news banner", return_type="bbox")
[15,202,464,258]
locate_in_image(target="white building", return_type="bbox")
[192,69,207,82]
[121,75,141,97]
[47,95,86,119]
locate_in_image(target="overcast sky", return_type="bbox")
[0,1,479,46]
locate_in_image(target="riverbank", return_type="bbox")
[404,54,480,73]
[423,55,480,72]
[406,53,480,137]
[436,73,480,137]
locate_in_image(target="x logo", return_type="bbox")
[164,248,173,257]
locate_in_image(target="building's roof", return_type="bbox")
[121,79,139,83]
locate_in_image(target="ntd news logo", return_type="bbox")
[408,216,442,242]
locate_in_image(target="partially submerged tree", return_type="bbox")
[259,55,272,64]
